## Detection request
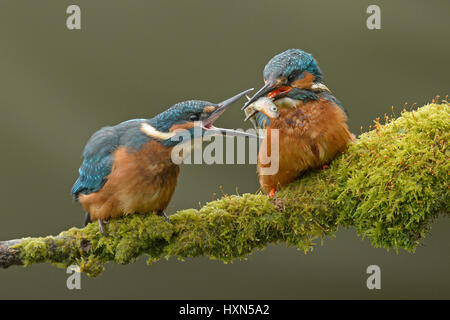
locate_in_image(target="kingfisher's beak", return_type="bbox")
[241,80,277,110]
[202,88,259,139]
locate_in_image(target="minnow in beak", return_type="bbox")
[202,88,258,138]
[244,97,279,122]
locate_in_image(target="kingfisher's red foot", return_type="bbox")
[268,188,276,198]
[321,164,329,170]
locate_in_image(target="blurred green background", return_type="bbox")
[0,0,449,299]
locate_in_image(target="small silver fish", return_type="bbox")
[244,97,279,122]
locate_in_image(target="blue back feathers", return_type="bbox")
[71,119,149,199]
[71,100,214,199]
[319,91,346,114]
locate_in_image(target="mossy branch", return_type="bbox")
[1,102,449,277]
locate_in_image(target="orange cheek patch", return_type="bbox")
[292,72,315,89]
[169,122,195,132]
[203,106,216,113]
[267,86,292,99]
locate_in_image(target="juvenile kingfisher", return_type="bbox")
[71,88,254,234]
[243,49,354,197]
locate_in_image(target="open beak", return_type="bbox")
[202,88,259,139]
[241,81,277,111]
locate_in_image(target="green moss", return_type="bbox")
[333,103,449,251]
[9,102,449,277]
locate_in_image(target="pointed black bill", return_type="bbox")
[202,88,253,128]
[218,88,255,109]
[202,88,258,139]
[241,81,276,110]
[203,88,254,128]
[203,127,259,139]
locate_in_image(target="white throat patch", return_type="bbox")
[311,82,331,93]
[140,123,176,140]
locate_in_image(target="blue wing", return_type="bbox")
[318,91,347,114]
[71,119,152,200]
[71,126,120,200]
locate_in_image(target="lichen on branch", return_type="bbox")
[0,102,448,277]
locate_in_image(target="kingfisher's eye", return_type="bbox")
[288,73,296,82]
[189,114,200,121]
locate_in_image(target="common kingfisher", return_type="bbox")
[243,49,354,197]
[71,88,254,234]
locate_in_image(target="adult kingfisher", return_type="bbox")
[71,88,254,234]
[243,49,354,197]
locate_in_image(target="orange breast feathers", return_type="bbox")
[257,98,354,194]
[78,140,180,221]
